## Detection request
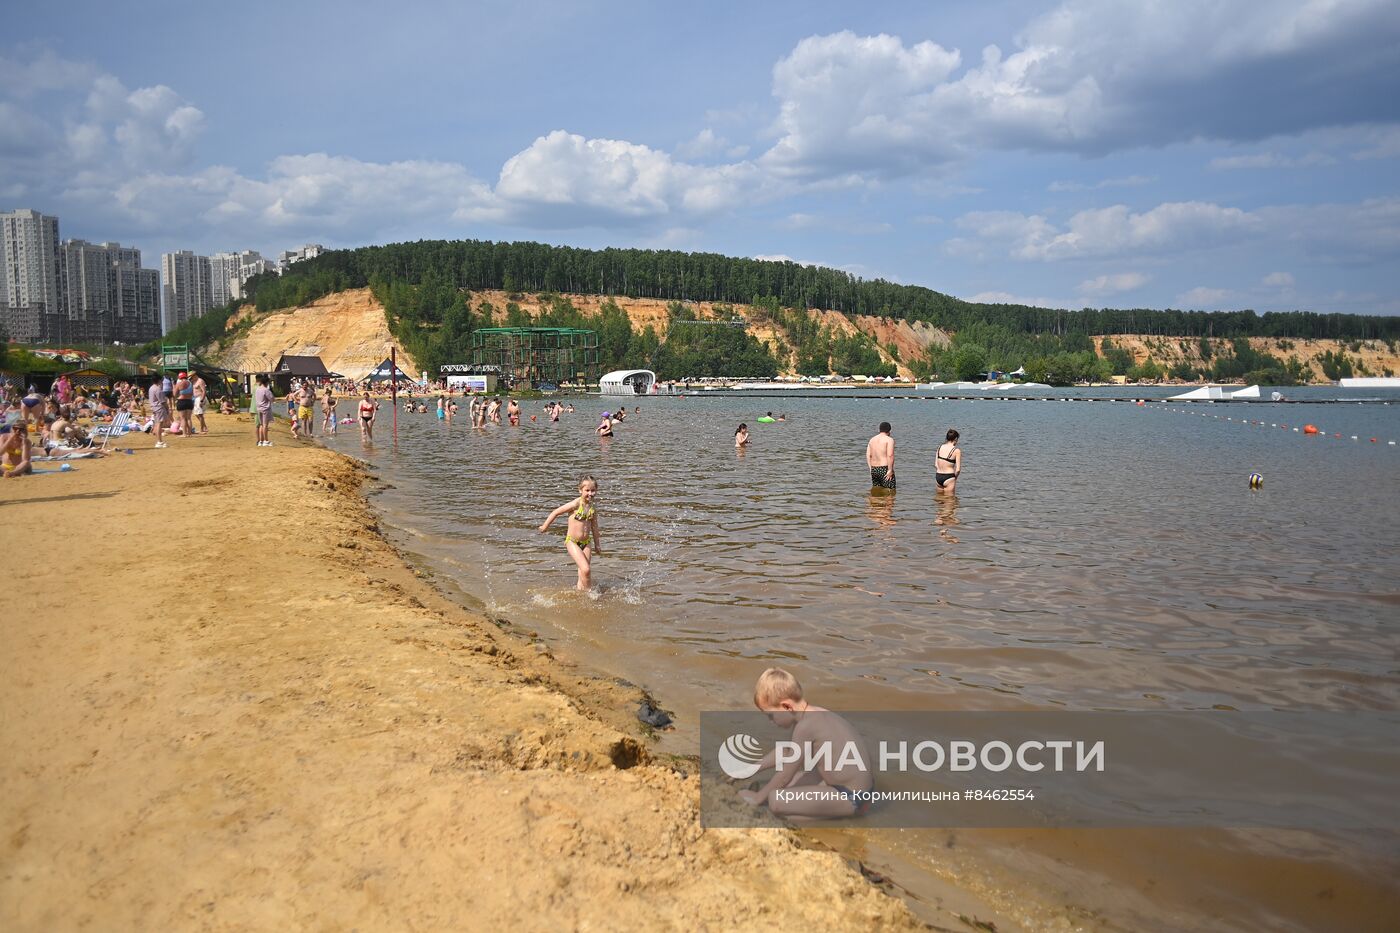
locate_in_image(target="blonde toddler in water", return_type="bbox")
[538,475,603,590]
[738,668,874,820]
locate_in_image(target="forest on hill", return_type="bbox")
[149,238,1399,384]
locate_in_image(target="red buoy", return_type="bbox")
[1303,424,1319,434]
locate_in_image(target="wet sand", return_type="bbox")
[0,415,1015,931]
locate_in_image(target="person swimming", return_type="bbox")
[735,423,749,447]
[935,428,962,493]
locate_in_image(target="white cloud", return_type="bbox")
[951,201,1260,261]
[675,128,748,160]
[758,3,1400,180]
[761,31,963,179]
[1048,174,1155,192]
[0,49,99,97]
[492,130,761,225]
[1209,152,1336,170]
[1262,271,1295,287]
[1353,126,1400,160]
[1177,286,1234,308]
[968,290,1075,309]
[1078,272,1149,295]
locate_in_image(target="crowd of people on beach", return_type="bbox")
[6,368,963,827]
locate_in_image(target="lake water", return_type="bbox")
[321,389,1400,931]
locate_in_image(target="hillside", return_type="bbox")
[1105,334,1399,383]
[213,289,417,380]
[465,289,951,379]
[205,287,1394,384]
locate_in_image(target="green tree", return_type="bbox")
[952,343,989,380]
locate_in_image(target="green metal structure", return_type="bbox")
[470,327,599,387]
[160,344,191,371]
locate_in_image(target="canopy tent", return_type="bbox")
[363,357,414,384]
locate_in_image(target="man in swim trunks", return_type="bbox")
[866,421,895,489]
[192,372,209,434]
[298,380,317,436]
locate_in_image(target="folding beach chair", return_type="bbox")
[90,410,132,450]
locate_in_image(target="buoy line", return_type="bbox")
[1144,402,1398,447]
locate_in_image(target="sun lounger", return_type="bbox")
[89,411,132,450]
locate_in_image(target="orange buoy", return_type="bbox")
[1303,424,1319,434]
[1372,438,1379,443]
[531,414,537,421]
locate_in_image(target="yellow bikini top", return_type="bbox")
[572,500,595,522]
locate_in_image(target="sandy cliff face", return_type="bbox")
[1106,334,1399,381]
[468,290,951,379]
[206,286,1391,383]
[211,289,417,380]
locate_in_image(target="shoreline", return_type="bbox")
[1,414,1012,930]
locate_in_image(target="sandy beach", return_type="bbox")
[0,415,952,931]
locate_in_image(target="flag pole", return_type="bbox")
[391,346,399,443]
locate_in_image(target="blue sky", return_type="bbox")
[4,0,1399,314]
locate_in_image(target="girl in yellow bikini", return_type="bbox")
[538,475,603,590]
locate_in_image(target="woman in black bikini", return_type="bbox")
[935,428,961,494]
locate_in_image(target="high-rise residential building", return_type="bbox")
[278,243,324,272]
[161,250,213,334]
[59,240,161,344]
[209,251,238,307]
[1,208,61,315]
[1,208,163,344]
[211,249,278,304]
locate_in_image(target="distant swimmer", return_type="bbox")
[508,398,520,426]
[866,421,896,489]
[538,474,603,590]
[549,402,561,422]
[597,412,614,438]
[735,422,749,448]
[935,428,962,494]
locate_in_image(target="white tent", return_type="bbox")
[600,369,656,396]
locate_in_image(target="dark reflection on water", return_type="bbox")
[329,394,1400,715]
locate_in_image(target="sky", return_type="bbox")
[4,0,1399,314]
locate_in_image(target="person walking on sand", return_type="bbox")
[148,378,169,448]
[538,475,603,591]
[174,371,197,438]
[160,373,174,428]
[298,380,317,437]
[323,386,337,435]
[866,421,896,489]
[192,372,209,434]
[254,374,275,446]
[358,391,376,443]
[935,428,962,494]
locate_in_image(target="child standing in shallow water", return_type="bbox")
[538,475,603,590]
